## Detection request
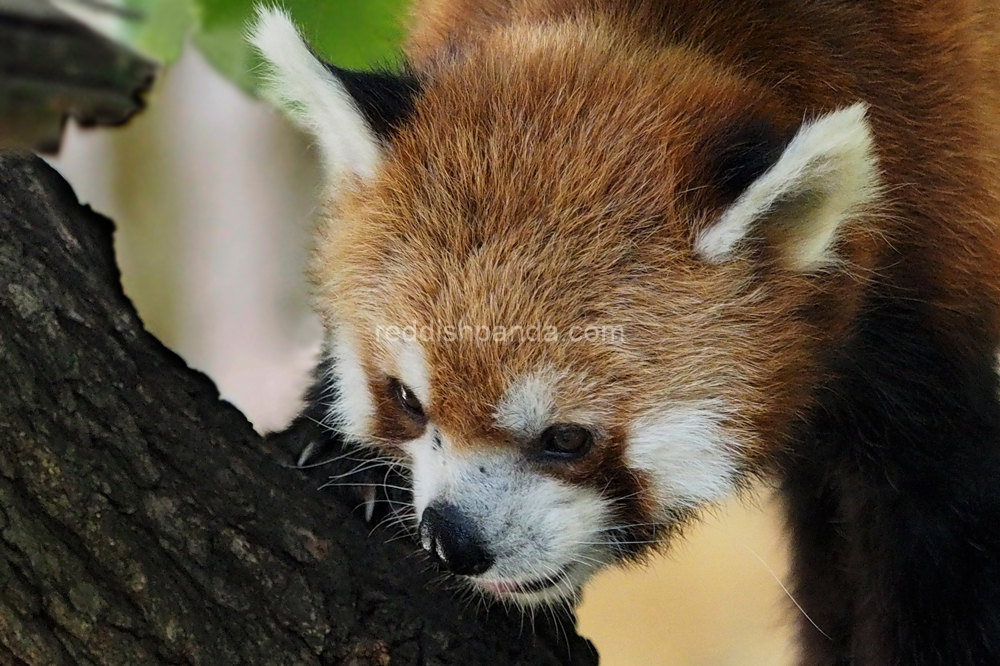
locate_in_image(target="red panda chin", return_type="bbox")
[479,571,567,596]
[473,567,582,607]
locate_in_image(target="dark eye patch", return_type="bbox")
[529,424,670,564]
[369,375,428,443]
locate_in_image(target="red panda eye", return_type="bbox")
[538,425,593,460]
[389,377,425,422]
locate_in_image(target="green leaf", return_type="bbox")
[194,0,411,92]
[73,0,409,93]
[120,0,197,64]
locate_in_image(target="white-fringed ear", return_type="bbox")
[248,6,382,180]
[695,103,880,270]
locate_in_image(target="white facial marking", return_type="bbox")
[247,6,382,180]
[696,102,880,269]
[626,401,742,510]
[394,341,432,406]
[494,368,562,438]
[326,328,375,442]
[406,428,445,520]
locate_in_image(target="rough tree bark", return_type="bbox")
[0,154,600,666]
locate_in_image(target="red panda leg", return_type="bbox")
[783,297,1000,665]
[781,463,854,666]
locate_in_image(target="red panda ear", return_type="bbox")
[695,103,880,271]
[247,6,419,181]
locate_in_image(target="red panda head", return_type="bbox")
[251,8,881,606]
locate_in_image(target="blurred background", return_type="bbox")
[47,23,799,666]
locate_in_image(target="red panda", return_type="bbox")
[250,1,1000,663]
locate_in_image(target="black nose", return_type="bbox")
[419,503,494,575]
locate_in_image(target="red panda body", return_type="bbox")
[251,2,1000,663]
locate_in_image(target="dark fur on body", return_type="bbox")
[786,293,1000,665]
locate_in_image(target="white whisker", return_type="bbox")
[742,544,832,642]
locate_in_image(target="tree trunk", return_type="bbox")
[0,153,599,666]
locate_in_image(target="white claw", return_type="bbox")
[363,485,376,523]
[296,441,317,468]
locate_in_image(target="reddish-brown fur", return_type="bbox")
[403,0,1000,334]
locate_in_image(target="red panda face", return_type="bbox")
[252,10,880,606]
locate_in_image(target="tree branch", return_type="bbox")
[0,0,157,153]
[0,154,599,666]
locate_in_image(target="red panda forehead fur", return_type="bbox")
[311,17,848,458]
